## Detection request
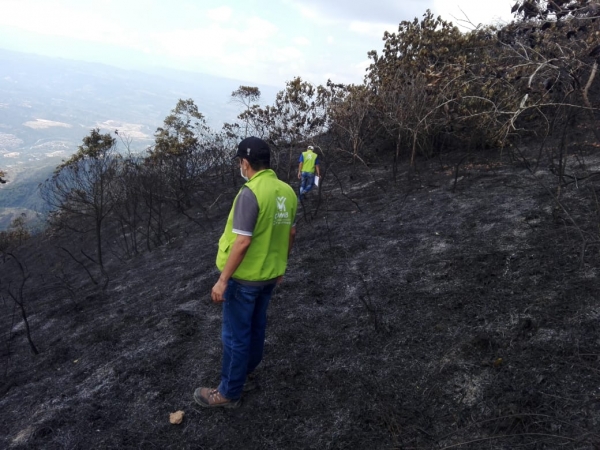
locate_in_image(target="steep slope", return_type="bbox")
[1,148,600,449]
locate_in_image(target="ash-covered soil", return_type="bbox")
[2,148,600,449]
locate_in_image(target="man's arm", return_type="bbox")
[211,234,252,303]
[298,162,303,179]
[211,187,258,302]
[315,163,321,178]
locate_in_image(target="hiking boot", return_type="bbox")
[193,387,241,408]
[243,373,259,393]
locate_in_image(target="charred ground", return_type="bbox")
[1,146,600,449]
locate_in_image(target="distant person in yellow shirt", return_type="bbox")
[297,146,320,200]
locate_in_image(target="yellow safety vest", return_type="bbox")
[301,150,317,173]
[216,169,297,281]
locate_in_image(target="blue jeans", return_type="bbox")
[218,279,276,400]
[300,172,315,196]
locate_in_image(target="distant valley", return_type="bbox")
[0,48,277,230]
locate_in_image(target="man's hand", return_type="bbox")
[211,279,228,303]
[297,172,301,180]
[211,235,251,304]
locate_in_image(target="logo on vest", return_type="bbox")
[274,196,290,223]
[277,196,287,211]
[306,153,313,160]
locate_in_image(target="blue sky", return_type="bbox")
[0,0,515,88]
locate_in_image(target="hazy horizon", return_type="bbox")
[0,0,515,87]
[0,47,281,228]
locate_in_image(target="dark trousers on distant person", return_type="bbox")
[299,172,315,199]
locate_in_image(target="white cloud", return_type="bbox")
[293,36,311,46]
[152,15,278,60]
[271,46,305,64]
[288,2,322,21]
[349,21,395,38]
[241,16,279,37]
[152,28,228,58]
[207,6,233,22]
[0,0,522,92]
[432,0,515,29]
[0,1,147,52]
[288,0,430,24]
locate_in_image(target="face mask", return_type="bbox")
[240,166,249,181]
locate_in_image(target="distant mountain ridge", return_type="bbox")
[0,48,277,230]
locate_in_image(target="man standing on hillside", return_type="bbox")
[298,145,321,200]
[194,137,297,408]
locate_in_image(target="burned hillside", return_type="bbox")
[1,144,600,449]
[2,2,600,448]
